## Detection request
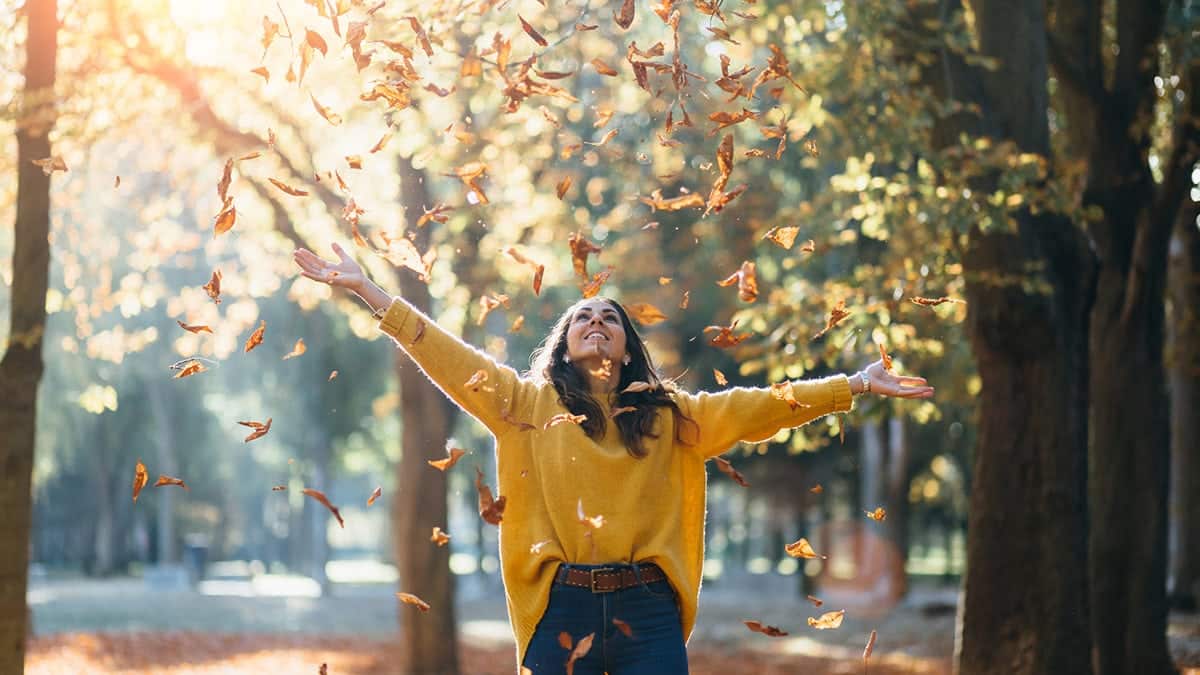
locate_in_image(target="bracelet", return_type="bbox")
[371,305,387,320]
[859,370,870,395]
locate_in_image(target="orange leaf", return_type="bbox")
[568,232,603,282]
[396,591,430,612]
[586,129,619,147]
[613,0,635,29]
[704,320,750,348]
[133,460,148,503]
[812,299,851,341]
[302,488,344,527]
[878,340,893,372]
[799,239,816,253]
[556,175,572,200]
[305,28,328,55]
[346,155,362,170]
[310,94,342,126]
[591,58,618,76]
[713,368,727,386]
[744,620,788,637]
[476,466,506,525]
[177,320,213,335]
[770,381,811,411]
[282,338,307,360]
[213,199,236,237]
[268,178,309,196]
[566,633,595,675]
[250,66,270,81]
[625,302,668,325]
[369,131,394,153]
[715,260,758,302]
[806,594,824,607]
[244,320,266,352]
[32,155,67,174]
[238,418,273,443]
[763,226,799,250]
[558,632,574,650]
[713,456,749,487]
[431,526,451,546]
[810,484,823,494]
[173,360,207,379]
[367,486,383,506]
[428,447,467,471]
[153,475,189,491]
[807,609,846,630]
[217,158,233,203]
[785,537,826,560]
[544,412,588,430]
[909,295,965,308]
[610,405,637,418]
[580,267,614,298]
[865,507,887,521]
[576,498,605,529]
[612,618,634,638]
[518,15,548,46]
[864,629,878,663]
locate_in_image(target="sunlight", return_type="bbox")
[166,0,232,67]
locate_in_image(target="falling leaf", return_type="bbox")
[416,203,454,227]
[428,447,467,471]
[302,488,345,527]
[704,320,750,348]
[518,15,548,46]
[133,460,148,503]
[613,0,635,28]
[272,485,288,491]
[576,498,605,529]
[450,161,489,204]
[799,239,816,253]
[576,22,599,30]
[114,175,120,188]
[238,418,273,443]
[504,247,546,295]
[545,412,588,430]
[282,338,307,360]
[32,156,67,174]
[586,129,619,147]
[556,176,572,200]
[153,475,189,491]
[261,15,279,52]
[763,226,799,250]
[770,381,811,410]
[812,300,852,340]
[716,261,758,302]
[396,592,430,612]
[625,302,668,325]
[568,232,603,282]
[476,467,506,525]
[366,486,383,506]
[864,629,878,664]
[865,507,887,521]
[808,609,846,630]
[305,28,328,56]
[910,296,965,307]
[431,526,451,546]
[877,341,893,372]
[268,178,310,196]
[213,199,237,237]
[680,290,690,309]
[803,137,819,157]
[345,155,362,170]
[244,320,266,352]
[370,131,394,153]
[640,189,705,212]
[621,381,654,393]
[713,369,727,386]
[785,537,826,560]
[501,410,536,432]
[744,620,788,637]
[238,151,261,161]
[612,618,633,638]
[558,632,574,650]
[566,633,595,675]
[810,484,823,494]
[591,58,618,76]
[589,358,613,382]
[404,16,433,56]
[328,370,338,381]
[173,360,207,379]
[581,267,614,298]
[250,66,270,81]
[806,594,824,607]
[177,320,213,335]
[713,457,749,487]
[463,369,495,393]
[530,540,551,554]
[310,94,342,126]
[217,158,233,203]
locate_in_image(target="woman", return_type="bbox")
[293,243,933,674]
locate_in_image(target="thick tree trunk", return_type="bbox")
[0,0,57,669]
[916,2,1095,673]
[1167,208,1200,608]
[391,154,461,674]
[885,414,909,599]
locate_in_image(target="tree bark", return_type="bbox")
[885,414,910,599]
[905,2,1095,673]
[0,0,57,669]
[1167,196,1200,608]
[391,154,461,674]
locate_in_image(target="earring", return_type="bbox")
[622,354,631,366]
[562,353,571,363]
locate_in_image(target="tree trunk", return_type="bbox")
[1167,197,1200,608]
[0,1,57,669]
[885,414,910,599]
[914,2,1095,673]
[147,380,178,564]
[391,154,461,675]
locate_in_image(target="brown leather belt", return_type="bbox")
[554,563,667,593]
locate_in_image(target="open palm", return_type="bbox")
[293,243,367,290]
[864,359,935,399]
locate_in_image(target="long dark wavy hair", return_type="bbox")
[528,297,698,458]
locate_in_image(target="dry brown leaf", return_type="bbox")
[716,260,758,302]
[369,131,393,153]
[302,488,344,527]
[744,620,788,637]
[625,302,668,325]
[864,629,878,664]
[268,178,310,196]
[799,239,816,253]
[704,320,750,348]
[133,460,148,503]
[785,537,826,560]
[865,507,887,521]
[213,199,237,237]
[612,618,634,638]
[909,296,965,307]
[566,633,595,675]
[431,526,451,546]
[610,405,637,418]
[810,484,823,494]
[770,381,811,411]
[177,320,213,335]
[32,155,67,174]
[310,94,342,126]
[580,267,614,298]
[396,592,430,612]
[173,360,207,379]
[591,58,618,76]
[808,609,845,630]
[556,175,572,200]
[428,447,467,471]
[244,320,266,352]
[806,594,824,607]
[713,368,727,386]
[282,338,307,360]
[238,418,273,443]
[544,412,588,430]
[586,129,619,147]
[366,486,383,506]
[812,299,851,340]
[576,498,605,529]
[763,226,799,250]
[713,457,749,487]
[475,466,506,525]
[518,15,548,46]
[153,475,189,491]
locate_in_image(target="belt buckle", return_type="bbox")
[589,568,615,593]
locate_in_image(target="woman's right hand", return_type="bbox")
[293,243,367,291]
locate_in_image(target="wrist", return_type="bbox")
[849,371,864,395]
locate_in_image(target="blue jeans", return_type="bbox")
[521,562,689,674]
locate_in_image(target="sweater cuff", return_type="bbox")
[831,374,854,414]
[377,297,415,341]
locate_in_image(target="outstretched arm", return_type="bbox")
[294,244,533,435]
[676,362,933,459]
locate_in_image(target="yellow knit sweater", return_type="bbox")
[378,297,854,666]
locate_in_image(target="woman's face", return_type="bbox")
[564,299,628,368]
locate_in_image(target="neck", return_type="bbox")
[577,360,620,396]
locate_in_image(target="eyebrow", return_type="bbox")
[575,307,619,317]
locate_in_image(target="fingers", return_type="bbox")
[332,242,351,263]
[898,376,928,386]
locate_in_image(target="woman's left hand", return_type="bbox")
[858,360,935,399]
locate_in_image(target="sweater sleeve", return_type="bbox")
[377,296,534,435]
[673,375,854,459]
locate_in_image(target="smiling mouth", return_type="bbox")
[584,332,608,341]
